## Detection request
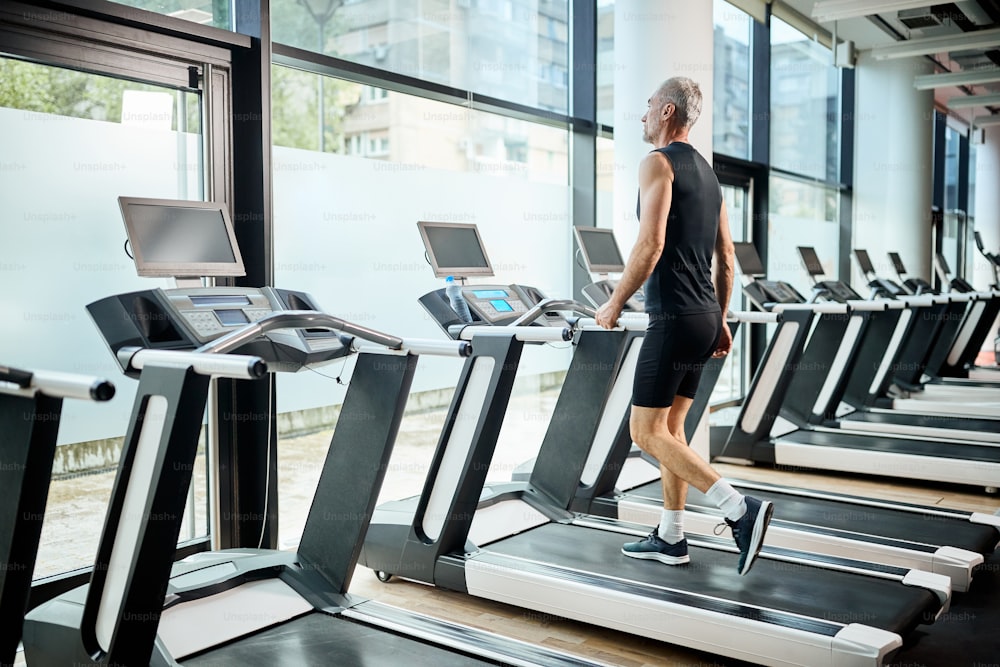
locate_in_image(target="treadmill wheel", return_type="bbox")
[375,570,393,583]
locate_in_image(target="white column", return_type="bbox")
[852,54,935,285]
[612,0,715,247]
[974,125,1000,253]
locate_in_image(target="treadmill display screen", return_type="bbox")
[575,227,625,273]
[417,221,494,278]
[733,242,766,276]
[854,249,875,275]
[798,247,825,276]
[473,290,509,299]
[490,300,514,312]
[215,309,249,326]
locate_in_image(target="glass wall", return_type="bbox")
[596,0,615,126]
[712,182,749,404]
[767,175,840,287]
[769,16,840,182]
[713,0,752,161]
[106,0,231,29]
[270,71,572,547]
[0,57,209,576]
[941,124,962,278]
[271,0,570,114]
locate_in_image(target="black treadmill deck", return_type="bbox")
[627,480,999,554]
[482,523,937,637]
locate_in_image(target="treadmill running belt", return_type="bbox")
[182,612,500,666]
[778,430,1000,463]
[486,523,935,636]
[630,481,998,554]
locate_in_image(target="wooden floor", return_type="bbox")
[348,461,1000,667]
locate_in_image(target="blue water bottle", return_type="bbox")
[446,276,472,323]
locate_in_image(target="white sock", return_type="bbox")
[657,509,685,544]
[705,479,746,522]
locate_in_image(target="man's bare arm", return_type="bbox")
[607,152,673,309]
[713,198,735,313]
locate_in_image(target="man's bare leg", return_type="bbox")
[626,401,773,574]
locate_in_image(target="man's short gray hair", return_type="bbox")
[655,77,702,129]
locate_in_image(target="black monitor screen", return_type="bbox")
[888,252,907,275]
[974,231,985,252]
[733,242,766,276]
[119,197,245,278]
[797,247,825,276]
[417,221,494,278]
[574,227,625,273]
[854,249,875,275]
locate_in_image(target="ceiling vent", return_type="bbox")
[898,8,943,30]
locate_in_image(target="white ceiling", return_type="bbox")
[781,0,1000,118]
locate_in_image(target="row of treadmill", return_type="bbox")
[2,201,999,667]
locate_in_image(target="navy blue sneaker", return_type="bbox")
[721,496,773,575]
[621,529,690,565]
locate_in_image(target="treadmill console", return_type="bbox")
[743,279,805,311]
[87,286,349,376]
[419,283,570,339]
[813,280,862,303]
[460,285,531,324]
[581,279,646,312]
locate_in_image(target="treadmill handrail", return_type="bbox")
[729,310,782,324]
[0,367,115,402]
[196,310,404,354]
[574,317,648,332]
[771,302,849,314]
[845,300,890,312]
[353,337,472,358]
[451,325,573,342]
[117,348,268,380]
[508,298,597,327]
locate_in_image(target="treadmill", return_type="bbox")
[21,198,602,667]
[806,250,1000,443]
[925,248,1000,382]
[359,223,952,667]
[873,253,1000,404]
[565,236,999,592]
[784,248,1000,442]
[1,365,115,665]
[715,242,1000,491]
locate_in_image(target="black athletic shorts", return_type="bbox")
[632,310,723,408]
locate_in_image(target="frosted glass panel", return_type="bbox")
[0,107,202,444]
[272,145,573,414]
[0,61,207,576]
[767,175,840,291]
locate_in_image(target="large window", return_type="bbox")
[271,0,570,114]
[769,16,840,182]
[713,0,752,160]
[0,56,210,577]
[270,70,572,547]
[596,0,615,126]
[106,0,231,29]
[767,174,840,289]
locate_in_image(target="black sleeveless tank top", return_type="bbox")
[638,142,722,315]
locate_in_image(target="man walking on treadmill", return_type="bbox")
[595,77,773,575]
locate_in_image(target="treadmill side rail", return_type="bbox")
[465,557,902,667]
[970,511,1000,530]
[901,570,951,615]
[831,625,903,667]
